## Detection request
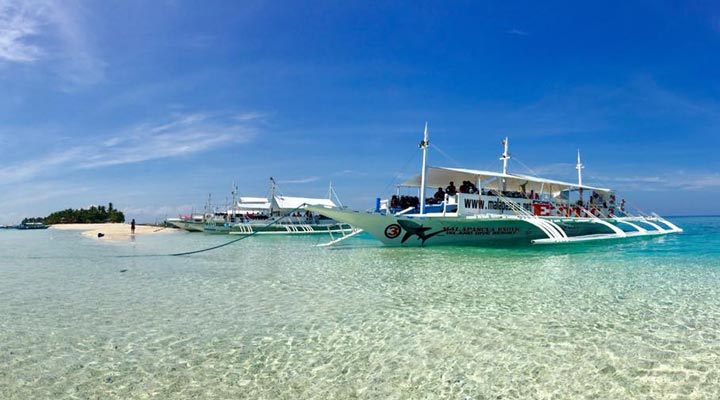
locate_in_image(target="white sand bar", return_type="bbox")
[50,223,177,240]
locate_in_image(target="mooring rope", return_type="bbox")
[116,203,308,258]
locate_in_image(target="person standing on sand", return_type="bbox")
[131,219,136,235]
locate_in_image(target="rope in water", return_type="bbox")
[171,203,309,256]
[118,203,308,258]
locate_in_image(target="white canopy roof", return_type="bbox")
[235,197,271,211]
[235,202,270,211]
[238,197,269,204]
[400,166,611,195]
[272,196,337,210]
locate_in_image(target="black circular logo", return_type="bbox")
[384,224,402,239]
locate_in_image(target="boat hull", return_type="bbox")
[166,220,204,232]
[14,225,50,230]
[168,218,354,236]
[213,222,353,235]
[306,206,677,247]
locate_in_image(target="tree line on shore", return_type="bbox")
[23,203,125,225]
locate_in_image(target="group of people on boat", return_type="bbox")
[584,191,625,212]
[390,195,421,209]
[430,183,537,204]
[391,177,629,218]
[429,181,482,204]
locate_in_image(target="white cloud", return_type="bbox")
[45,0,106,87]
[507,28,528,36]
[0,112,259,185]
[0,0,42,62]
[510,161,720,193]
[276,177,320,184]
[0,181,88,208]
[675,173,720,190]
[234,111,269,122]
[0,148,84,183]
[518,162,574,177]
[0,0,105,86]
[0,180,90,224]
[333,169,368,177]
[81,113,256,168]
[589,172,720,192]
[602,176,663,184]
[120,204,195,221]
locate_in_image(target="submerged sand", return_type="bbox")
[50,223,176,240]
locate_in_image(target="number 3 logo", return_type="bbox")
[384,224,401,239]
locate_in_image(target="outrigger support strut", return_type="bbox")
[638,219,667,233]
[494,192,568,243]
[316,228,364,247]
[650,213,683,232]
[615,219,648,233]
[579,206,626,237]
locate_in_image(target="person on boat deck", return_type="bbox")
[433,187,445,203]
[467,181,478,194]
[446,181,457,196]
[459,181,469,194]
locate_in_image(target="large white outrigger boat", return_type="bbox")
[308,124,682,247]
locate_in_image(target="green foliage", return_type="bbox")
[43,203,125,224]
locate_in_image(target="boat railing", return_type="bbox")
[494,192,569,242]
[492,192,533,218]
[396,206,416,216]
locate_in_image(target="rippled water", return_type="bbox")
[1,217,720,399]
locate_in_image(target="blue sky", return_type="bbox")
[1,0,719,223]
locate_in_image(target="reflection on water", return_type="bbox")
[1,217,719,399]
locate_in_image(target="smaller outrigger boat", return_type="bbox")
[14,222,50,230]
[168,178,354,236]
[166,214,205,232]
[308,123,682,247]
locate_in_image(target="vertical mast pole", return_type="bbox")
[269,177,276,216]
[328,180,343,208]
[419,122,429,215]
[231,182,237,221]
[500,137,510,191]
[477,176,482,215]
[576,149,584,203]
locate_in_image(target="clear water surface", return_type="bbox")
[1,216,719,399]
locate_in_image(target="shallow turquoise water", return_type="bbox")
[1,217,719,399]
